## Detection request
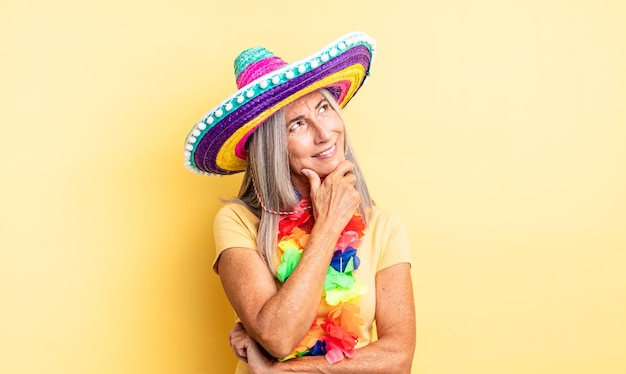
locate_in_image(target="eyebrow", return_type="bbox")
[286,98,329,125]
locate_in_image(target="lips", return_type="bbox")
[313,144,336,158]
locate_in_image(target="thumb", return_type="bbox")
[301,168,321,193]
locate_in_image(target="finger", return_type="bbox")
[344,170,357,184]
[301,168,321,192]
[235,346,248,363]
[229,323,244,345]
[328,160,355,180]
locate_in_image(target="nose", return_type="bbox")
[310,119,331,144]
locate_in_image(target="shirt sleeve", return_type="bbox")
[376,209,413,271]
[212,203,259,274]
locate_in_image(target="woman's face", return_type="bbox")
[284,90,345,191]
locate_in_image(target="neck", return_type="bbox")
[291,178,311,200]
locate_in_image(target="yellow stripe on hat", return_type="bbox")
[215,64,367,172]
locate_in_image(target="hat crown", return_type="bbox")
[234,47,287,89]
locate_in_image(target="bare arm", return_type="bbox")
[232,263,416,373]
[218,160,360,358]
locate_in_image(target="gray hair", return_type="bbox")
[236,88,373,275]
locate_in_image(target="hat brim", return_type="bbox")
[184,32,375,175]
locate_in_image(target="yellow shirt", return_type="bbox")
[213,203,412,373]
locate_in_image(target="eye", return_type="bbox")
[288,120,303,133]
[319,102,330,114]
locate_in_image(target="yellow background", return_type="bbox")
[2,0,625,373]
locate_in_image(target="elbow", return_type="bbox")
[247,316,309,359]
[377,349,413,374]
[376,335,414,374]
[263,344,293,361]
[395,350,414,374]
[256,331,299,359]
[391,339,415,374]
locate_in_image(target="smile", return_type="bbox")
[313,144,336,158]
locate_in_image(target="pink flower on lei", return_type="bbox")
[320,319,357,364]
[335,230,362,251]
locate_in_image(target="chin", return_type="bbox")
[314,162,342,178]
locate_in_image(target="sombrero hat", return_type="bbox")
[183,31,376,175]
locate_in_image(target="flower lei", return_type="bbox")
[276,198,368,364]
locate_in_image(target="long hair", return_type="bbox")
[236,88,373,275]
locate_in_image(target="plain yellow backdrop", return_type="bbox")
[2,0,625,373]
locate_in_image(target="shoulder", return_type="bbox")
[212,202,260,274]
[215,202,260,226]
[214,202,260,241]
[368,205,405,231]
[366,206,413,269]
[213,202,260,252]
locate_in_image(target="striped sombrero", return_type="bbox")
[183,31,376,175]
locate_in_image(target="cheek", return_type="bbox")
[287,140,304,166]
[328,115,345,134]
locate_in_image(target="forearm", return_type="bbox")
[270,264,416,373]
[241,221,344,357]
[261,336,414,374]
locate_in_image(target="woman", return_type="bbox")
[184,32,415,373]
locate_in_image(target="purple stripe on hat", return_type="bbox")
[194,45,372,174]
